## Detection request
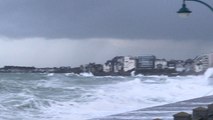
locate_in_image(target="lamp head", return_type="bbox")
[177,4,192,17]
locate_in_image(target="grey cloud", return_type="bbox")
[0,38,212,67]
[0,0,212,40]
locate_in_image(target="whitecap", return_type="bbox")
[79,72,94,77]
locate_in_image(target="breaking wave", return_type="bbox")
[0,69,213,120]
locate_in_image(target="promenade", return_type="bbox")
[91,95,213,120]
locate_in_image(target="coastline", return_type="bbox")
[0,66,204,77]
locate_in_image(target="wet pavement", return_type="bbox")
[91,95,213,120]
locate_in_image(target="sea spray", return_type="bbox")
[204,68,213,80]
[80,72,94,77]
[131,71,135,76]
[0,73,212,120]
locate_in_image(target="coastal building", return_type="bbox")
[194,62,203,73]
[112,56,124,73]
[123,56,136,72]
[80,65,87,72]
[31,67,55,73]
[167,60,176,70]
[103,64,110,73]
[194,53,213,72]
[103,56,136,73]
[103,60,113,73]
[136,55,156,70]
[154,59,167,69]
[175,60,185,72]
[184,59,194,72]
[81,63,103,73]
[54,66,72,73]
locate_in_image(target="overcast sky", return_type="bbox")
[0,0,212,67]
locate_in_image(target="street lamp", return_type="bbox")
[177,0,213,17]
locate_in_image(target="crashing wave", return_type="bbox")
[204,68,213,80]
[79,72,94,77]
[65,73,79,76]
[47,73,54,76]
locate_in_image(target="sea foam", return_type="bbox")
[41,70,213,120]
[0,69,213,120]
[80,72,94,77]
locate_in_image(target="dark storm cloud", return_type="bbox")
[0,0,212,40]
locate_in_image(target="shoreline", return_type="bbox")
[0,70,204,77]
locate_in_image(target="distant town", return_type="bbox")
[0,53,213,76]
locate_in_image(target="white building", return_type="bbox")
[175,60,185,72]
[123,56,136,72]
[194,64,204,73]
[154,59,167,69]
[103,64,111,72]
[103,56,136,73]
[194,53,213,72]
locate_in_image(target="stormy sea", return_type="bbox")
[1,69,213,120]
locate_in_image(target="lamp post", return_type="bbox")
[177,0,213,17]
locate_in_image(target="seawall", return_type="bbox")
[91,95,213,120]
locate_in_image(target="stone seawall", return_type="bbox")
[91,95,213,120]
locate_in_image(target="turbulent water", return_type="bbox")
[1,69,213,120]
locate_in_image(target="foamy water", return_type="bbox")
[0,69,213,120]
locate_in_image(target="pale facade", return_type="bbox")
[123,57,136,72]
[154,59,167,69]
[103,64,111,72]
[194,53,213,72]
